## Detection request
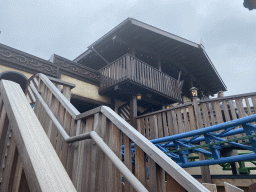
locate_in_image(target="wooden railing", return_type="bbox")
[137,92,256,140]
[26,73,209,191]
[99,54,184,102]
[0,80,76,191]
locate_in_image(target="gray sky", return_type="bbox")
[1,0,255,97]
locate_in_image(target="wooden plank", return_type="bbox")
[166,173,186,192]
[224,182,244,192]
[83,117,94,191]
[171,110,179,134]
[245,97,252,116]
[148,115,159,192]
[235,98,246,118]
[176,108,184,133]
[166,111,175,135]
[157,113,164,137]
[95,115,107,192]
[135,119,147,188]
[183,107,190,133]
[0,127,17,192]
[202,183,217,192]
[0,80,76,191]
[101,106,209,192]
[201,103,210,127]
[188,105,196,131]
[251,96,256,114]
[39,73,80,118]
[162,112,169,136]
[11,155,23,192]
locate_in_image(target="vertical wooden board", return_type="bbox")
[166,173,186,192]
[156,164,165,192]
[235,98,246,118]
[11,155,23,192]
[224,182,244,192]
[105,120,114,192]
[47,96,59,146]
[245,97,252,116]
[188,105,196,131]
[207,102,216,125]
[228,99,237,121]
[171,110,179,134]
[162,112,169,137]
[83,117,94,191]
[54,104,65,156]
[213,101,224,124]
[94,115,107,192]
[146,117,151,139]
[166,111,175,136]
[0,105,7,139]
[59,111,72,169]
[108,122,122,192]
[135,119,147,188]
[182,107,190,133]
[251,96,256,115]
[0,128,17,192]
[157,113,164,138]
[66,118,76,178]
[222,100,231,122]
[123,134,133,192]
[71,120,82,187]
[176,108,184,133]
[148,115,158,192]
[201,103,210,127]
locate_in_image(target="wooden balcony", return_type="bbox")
[99,54,183,102]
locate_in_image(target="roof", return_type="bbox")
[74,18,227,95]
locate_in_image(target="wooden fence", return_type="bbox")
[137,92,256,140]
[99,54,183,102]
[25,73,209,192]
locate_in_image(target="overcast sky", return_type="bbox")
[0,0,255,97]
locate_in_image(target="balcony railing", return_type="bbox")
[99,54,183,102]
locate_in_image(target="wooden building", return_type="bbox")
[2,18,254,191]
[0,18,226,117]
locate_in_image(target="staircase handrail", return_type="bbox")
[28,73,209,191]
[0,79,77,191]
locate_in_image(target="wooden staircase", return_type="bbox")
[0,74,245,191]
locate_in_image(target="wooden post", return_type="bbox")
[130,95,137,129]
[193,97,212,183]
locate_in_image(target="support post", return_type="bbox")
[130,95,137,129]
[193,97,212,183]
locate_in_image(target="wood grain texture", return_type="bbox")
[0,80,76,192]
[101,106,209,192]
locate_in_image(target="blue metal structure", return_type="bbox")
[123,114,256,168]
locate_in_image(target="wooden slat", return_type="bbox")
[135,119,147,188]
[0,126,17,192]
[245,97,252,116]
[166,111,175,135]
[162,112,169,136]
[188,105,196,131]
[176,108,184,133]
[101,106,209,192]
[0,80,76,191]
